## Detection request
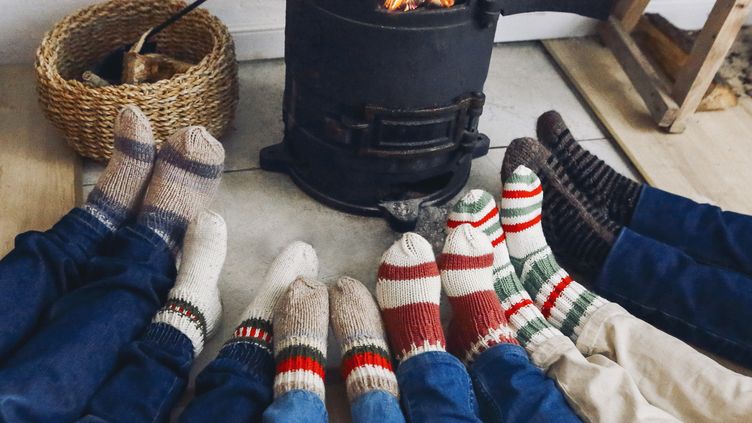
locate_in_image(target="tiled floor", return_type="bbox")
[81,41,641,417]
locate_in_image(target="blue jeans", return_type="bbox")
[470,344,581,423]
[262,390,328,423]
[630,186,752,276]
[595,186,752,367]
[351,390,405,423]
[397,351,481,423]
[78,323,194,423]
[0,208,110,361]
[0,223,175,423]
[178,341,275,422]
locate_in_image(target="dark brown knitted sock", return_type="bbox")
[537,111,641,225]
[501,138,620,278]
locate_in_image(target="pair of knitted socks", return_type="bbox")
[269,276,400,405]
[501,111,641,277]
[376,222,519,366]
[83,105,225,250]
[83,105,226,356]
[446,168,608,353]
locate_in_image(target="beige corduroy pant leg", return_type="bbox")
[529,334,679,423]
[577,303,752,423]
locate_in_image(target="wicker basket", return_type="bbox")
[36,0,239,161]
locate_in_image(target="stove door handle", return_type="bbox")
[483,0,616,22]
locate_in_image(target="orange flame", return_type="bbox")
[384,0,455,12]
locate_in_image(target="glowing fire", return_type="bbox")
[384,0,455,12]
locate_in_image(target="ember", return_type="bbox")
[384,0,455,12]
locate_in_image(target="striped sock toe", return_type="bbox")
[440,224,517,364]
[537,110,641,225]
[138,126,225,249]
[84,105,156,230]
[449,190,559,352]
[501,166,607,343]
[331,276,399,401]
[273,277,329,401]
[376,233,446,362]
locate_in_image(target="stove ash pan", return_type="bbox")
[261,0,613,231]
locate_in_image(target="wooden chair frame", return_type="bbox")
[600,0,751,133]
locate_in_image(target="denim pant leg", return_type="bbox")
[595,227,752,367]
[77,323,194,423]
[470,343,580,423]
[262,390,328,423]
[351,390,406,423]
[0,208,110,360]
[0,224,175,423]
[179,341,275,423]
[631,185,752,276]
[397,351,482,423]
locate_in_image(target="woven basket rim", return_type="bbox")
[35,0,233,93]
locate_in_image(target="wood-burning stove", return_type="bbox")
[261,0,612,231]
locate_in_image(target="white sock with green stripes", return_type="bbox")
[448,190,560,350]
[500,166,608,343]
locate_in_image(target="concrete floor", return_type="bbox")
[81,41,640,419]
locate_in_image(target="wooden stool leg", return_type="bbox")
[612,0,651,31]
[670,0,752,133]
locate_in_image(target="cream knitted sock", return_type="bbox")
[273,277,329,401]
[152,210,226,355]
[228,241,318,354]
[138,126,225,249]
[330,276,399,402]
[84,105,155,230]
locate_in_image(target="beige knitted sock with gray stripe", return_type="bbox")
[138,126,225,249]
[331,276,399,402]
[152,210,226,355]
[84,105,155,230]
[273,277,329,401]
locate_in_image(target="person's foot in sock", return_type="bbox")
[501,166,608,344]
[272,277,329,401]
[376,233,446,362]
[330,276,399,402]
[138,126,225,250]
[448,190,561,351]
[84,105,156,230]
[439,223,518,364]
[537,110,641,224]
[501,137,619,277]
[151,210,227,355]
[228,241,318,355]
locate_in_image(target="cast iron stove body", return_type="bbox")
[261,0,613,231]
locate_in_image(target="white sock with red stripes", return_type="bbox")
[449,190,560,351]
[376,233,446,363]
[501,166,607,343]
[227,241,319,352]
[440,224,518,364]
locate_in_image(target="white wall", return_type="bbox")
[0,0,749,64]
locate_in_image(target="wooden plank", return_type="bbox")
[611,0,651,32]
[544,37,752,215]
[599,17,678,127]
[0,64,80,256]
[671,0,752,132]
